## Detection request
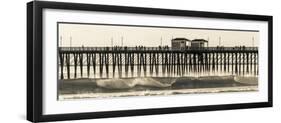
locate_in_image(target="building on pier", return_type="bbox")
[171,38,209,49]
[191,39,208,48]
[171,38,190,49]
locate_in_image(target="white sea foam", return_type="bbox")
[96,78,177,89]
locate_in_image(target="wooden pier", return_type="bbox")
[58,46,258,79]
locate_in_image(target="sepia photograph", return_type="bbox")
[27,1,273,122]
[57,22,259,100]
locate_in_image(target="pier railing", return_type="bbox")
[59,46,258,53]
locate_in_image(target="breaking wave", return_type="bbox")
[58,75,258,99]
[96,77,177,89]
[94,76,257,89]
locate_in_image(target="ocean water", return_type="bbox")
[58,60,258,100]
[58,76,258,100]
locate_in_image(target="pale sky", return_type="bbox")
[58,23,259,47]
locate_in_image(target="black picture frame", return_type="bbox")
[27,1,273,122]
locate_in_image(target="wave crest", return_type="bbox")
[95,76,257,89]
[96,78,177,89]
